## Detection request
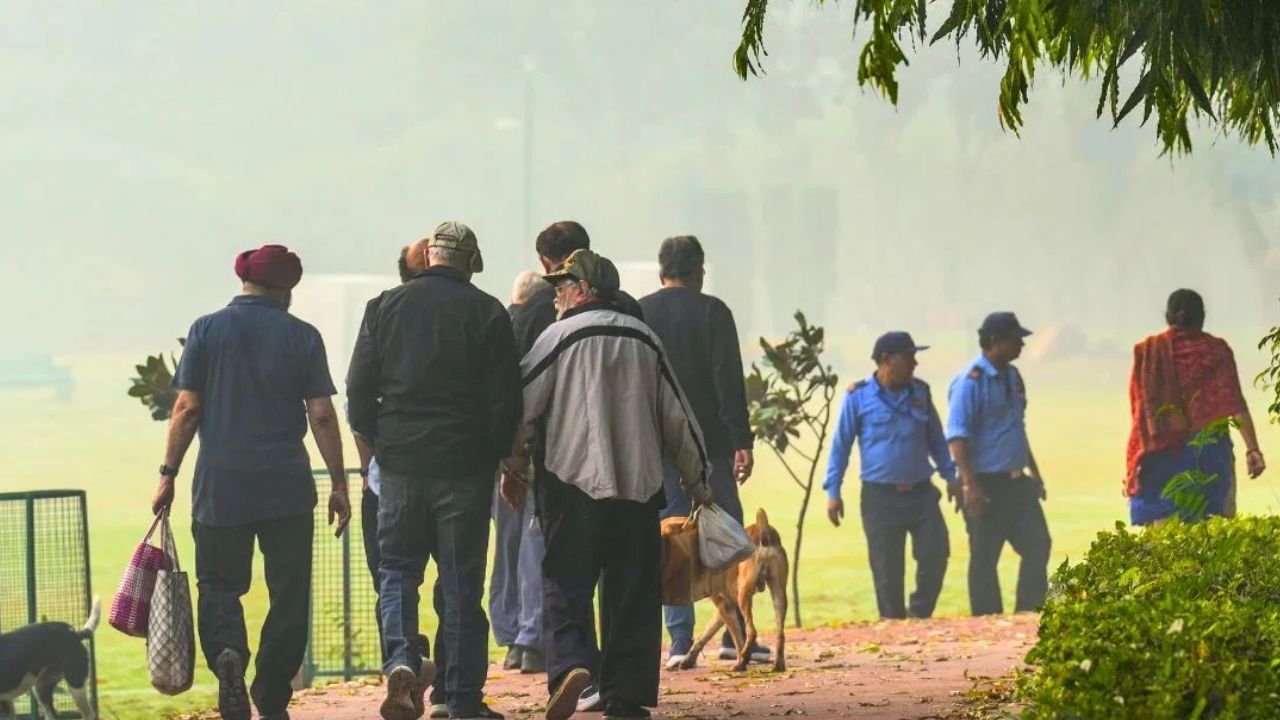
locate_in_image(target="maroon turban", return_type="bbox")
[234,245,303,290]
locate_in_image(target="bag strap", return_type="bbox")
[159,509,182,573]
[142,511,165,544]
[682,505,702,531]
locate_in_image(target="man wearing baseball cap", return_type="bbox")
[946,312,1051,616]
[823,332,956,619]
[501,248,711,720]
[152,244,351,720]
[348,222,521,720]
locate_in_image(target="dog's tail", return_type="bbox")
[754,508,782,548]
[79,596,101,638]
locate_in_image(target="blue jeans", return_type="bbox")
[660,455,743,650]
[378,470,493,716]
[489,481,545,650]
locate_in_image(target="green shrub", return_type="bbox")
[1020,517,1280,719]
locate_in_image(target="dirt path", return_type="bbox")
[279,616,1034,720]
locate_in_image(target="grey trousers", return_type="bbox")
[489,482,546,650]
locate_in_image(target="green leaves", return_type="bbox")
[735,0,1280,156]
[1021,517,1280,718]
[127,338,184,422]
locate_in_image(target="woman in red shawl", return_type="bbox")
[1126,289,1266,525]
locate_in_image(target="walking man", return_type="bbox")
[638,235,766,667]
[489,270,552,675]
[151,244,352,720]
[502,248,711,720]
[947,312,1052,616]
[348,222,521,720]
[824,332,956,619]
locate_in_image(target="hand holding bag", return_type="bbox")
[147,510,195,695]
[109,512,170,637]
[696,504,757,572]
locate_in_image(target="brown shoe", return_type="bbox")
[381,666,419,720]
[414,656,438,719]
[546,667,591,720]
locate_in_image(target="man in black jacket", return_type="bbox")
[348,222,521,720]
[639,235,767,669]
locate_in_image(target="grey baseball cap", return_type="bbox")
[428,221,484,273]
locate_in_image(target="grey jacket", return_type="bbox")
[519,304,709,502]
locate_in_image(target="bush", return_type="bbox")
[1020,517,1280,719]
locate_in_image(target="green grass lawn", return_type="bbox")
[5,337,1279,720]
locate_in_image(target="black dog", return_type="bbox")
[0,598,99,720]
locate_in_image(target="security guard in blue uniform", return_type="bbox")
[824,332,958,619]
[946,312,1051,616]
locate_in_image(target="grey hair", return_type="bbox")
[427,245,470,269]
[511,270,549,306]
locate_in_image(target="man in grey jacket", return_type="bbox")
[501,248,711,720]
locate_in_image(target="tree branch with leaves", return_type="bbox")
[127,339,184,421]
[745,311,840,628]
[735,0,1280,155]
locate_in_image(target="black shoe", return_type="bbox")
[520,647,546,674]
[214,649,251,720]
[718,642,772,662]
[451,704,504,719]
[602,700,650,719]
[502,645,523,670]
[547,667,591,720]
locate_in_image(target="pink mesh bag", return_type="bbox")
[109,512,170,637]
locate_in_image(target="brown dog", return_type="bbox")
[677,508,789,673]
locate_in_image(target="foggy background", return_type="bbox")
[3,0,1279,362]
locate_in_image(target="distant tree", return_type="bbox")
[735,0,1280,155]
[745,312,839,628]
[127,340,183,421]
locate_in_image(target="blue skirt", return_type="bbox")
[1129,438,1235,526]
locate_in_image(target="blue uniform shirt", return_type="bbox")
[945,355,1030,475]
[823,374,957,500]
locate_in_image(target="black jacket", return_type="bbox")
[639,286,753,457]
[347,266,521,479]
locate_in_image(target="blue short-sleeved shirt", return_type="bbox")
[823,374,958,500]
[945,355,1030,475]
[174,295,336,526]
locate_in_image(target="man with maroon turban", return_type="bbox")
[152,244,352,720]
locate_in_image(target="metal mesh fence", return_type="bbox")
[304,470,381,684]
[0,491,97,719]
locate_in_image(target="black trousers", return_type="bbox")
[964,475,1052,616]
[192,513,313,716]
[539,475,662,712]
[860,482,950,619]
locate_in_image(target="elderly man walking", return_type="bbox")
[502,248,711,720]
[638,235,764,668]
[151,245,352,720]
[488,269,552,675]
[348,222,522,720]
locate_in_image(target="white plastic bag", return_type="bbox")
[697,504,756,572]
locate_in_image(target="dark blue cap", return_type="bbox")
[872,331,929,360]
[979,312,1033,339]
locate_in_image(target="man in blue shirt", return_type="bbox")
[151,245,351,720]
[946,312,1051,617]
[824,332,957,619]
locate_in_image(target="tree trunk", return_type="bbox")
[792,477,813,628]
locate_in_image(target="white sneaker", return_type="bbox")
[664,653,692,670]
[577,684,604,712]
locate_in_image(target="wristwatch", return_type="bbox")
[159,464,179,478]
